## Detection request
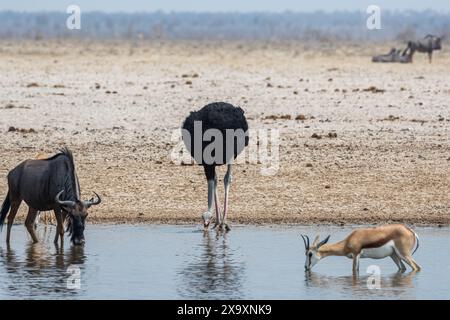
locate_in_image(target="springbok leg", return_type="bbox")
[352,253,361,274]
[6,200,21,244]
[391,253,406,272]
[25,207,39,243]
[221,164,232,231]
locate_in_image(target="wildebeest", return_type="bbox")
[372,46,415,63]
[0,148,101,245]
[397,45,416,63]
[407,35,442,63]
[372,48,399,63]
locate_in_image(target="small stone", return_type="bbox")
[328,132,337,138]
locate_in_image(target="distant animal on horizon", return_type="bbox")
[301,224,420,274]
[0,148,101,245]
[372,46,415,63]
[372,48,399,63]
[407,35,442,63]
[182,102,249,231]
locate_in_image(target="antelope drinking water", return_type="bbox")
[301,224,420,274]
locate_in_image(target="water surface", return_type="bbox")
[0,224,448,299]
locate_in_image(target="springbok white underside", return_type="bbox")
[346,240,396,259]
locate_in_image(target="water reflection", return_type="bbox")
[177,230,245,299]
[0,227,87,299]
[304,270,418,299]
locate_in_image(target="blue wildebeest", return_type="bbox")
[0,148,101,245]
[407,35,442,63]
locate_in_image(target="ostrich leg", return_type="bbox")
[213,175,221,228]
[221,164,232,231]
[203,165,216,229]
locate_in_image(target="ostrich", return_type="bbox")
[182,102,249,231]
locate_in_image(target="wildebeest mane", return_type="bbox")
[46,147,81,202]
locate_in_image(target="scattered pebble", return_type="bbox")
[328,132,337,138]
[363,86,385,93]
[8,126,36,133]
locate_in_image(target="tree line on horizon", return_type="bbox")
[0,10,448,42]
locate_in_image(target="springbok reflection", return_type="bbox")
[305,270,418,299]
[177,230,245,299]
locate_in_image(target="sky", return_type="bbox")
[0,0,449,13]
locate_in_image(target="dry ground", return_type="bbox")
[0,40,449,226]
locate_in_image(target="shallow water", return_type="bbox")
[0,224,448,299]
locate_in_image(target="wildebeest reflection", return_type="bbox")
[0,148,101,245]
[0,241,86,298]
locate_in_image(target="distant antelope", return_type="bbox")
[301,224,420,274]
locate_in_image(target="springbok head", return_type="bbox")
[55,190,101,245]
[301,234,330,271]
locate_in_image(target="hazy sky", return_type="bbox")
[0,0,449,12]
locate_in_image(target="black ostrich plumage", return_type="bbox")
[182,102,249,167]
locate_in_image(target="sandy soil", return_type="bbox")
[0,40,449,226]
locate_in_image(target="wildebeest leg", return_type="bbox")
[54,209,65,245]
[6,200,21,244]
[25,207,39,243]
[428,51,432,63]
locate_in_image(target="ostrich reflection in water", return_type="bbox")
[178,231,245,299]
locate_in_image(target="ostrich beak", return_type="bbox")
[202,211,213,229]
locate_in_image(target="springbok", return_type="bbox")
[301,224,420,274]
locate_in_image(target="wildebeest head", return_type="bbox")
[55,190,101,245]
[424,35,442,50]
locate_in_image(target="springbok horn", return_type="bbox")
[312,235,320,247]
[83,192,101,208]
[301,235,309,250]
[55,190,76,207]
[317,235,331,249]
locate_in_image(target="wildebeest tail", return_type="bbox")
[0,191,11,231]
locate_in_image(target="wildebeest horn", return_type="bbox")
[301,234,310,250]
[83,192,101,208]
[55,190,76,207]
